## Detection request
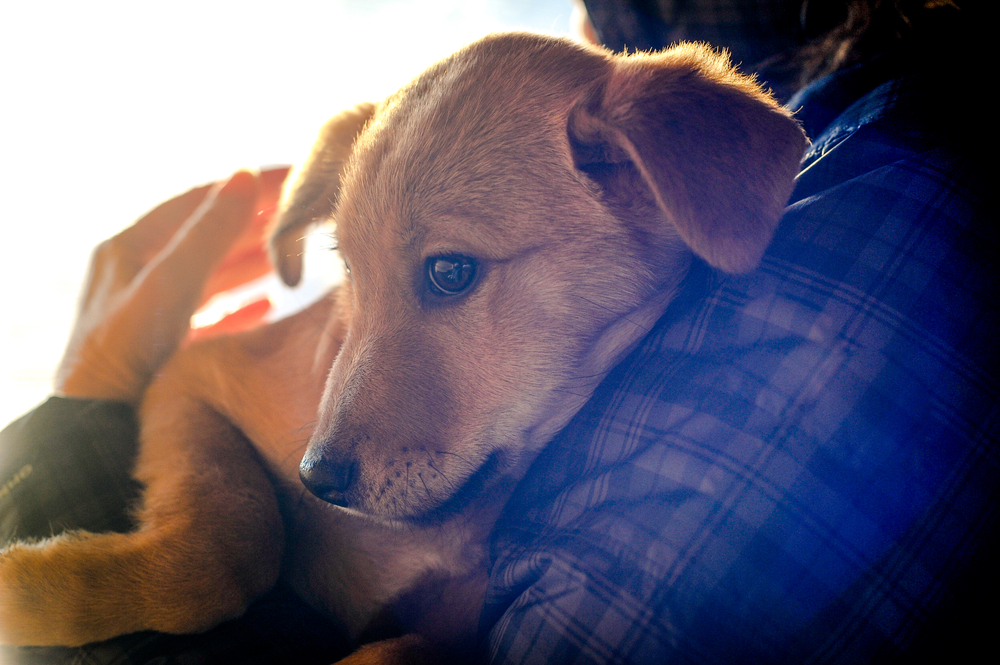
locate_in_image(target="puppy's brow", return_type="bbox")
[397,216,426,253]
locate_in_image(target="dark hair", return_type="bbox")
[790,0,974,86]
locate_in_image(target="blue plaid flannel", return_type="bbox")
[480,59,996,663]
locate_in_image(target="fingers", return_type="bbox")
[110,166,287,267]
[198,167,290,301]
[56,168,287,403]
[200,247,273,304]
[100,170,260,398]
[216,166,291,260]
[133,170,260,320]
[259,165,291,206]
[115,183,215,264]
[165,170,260,272]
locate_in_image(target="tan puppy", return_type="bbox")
[0,33,806,660]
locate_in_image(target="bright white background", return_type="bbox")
[0,0,574,427]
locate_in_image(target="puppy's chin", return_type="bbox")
[329,450,512,528]
[406,449,510,525]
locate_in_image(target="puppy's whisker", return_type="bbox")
[280,439,312,468]
[551,388,591,398]
[569,293,653,334]
[434,450,477,469]
[418,473,432,497]
[292,420,318,436]
[563,367,614,385]
[426,459,449,481]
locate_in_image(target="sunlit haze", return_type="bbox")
[0,0,572,427]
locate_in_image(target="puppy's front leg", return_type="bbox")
[335,635,437,665]
[0,377,283,646]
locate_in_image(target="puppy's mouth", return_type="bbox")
[315,450,510,527]
[407,449,510,525]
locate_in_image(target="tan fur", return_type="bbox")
[0,34,806,659]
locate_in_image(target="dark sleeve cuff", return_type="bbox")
[0,396,141,544]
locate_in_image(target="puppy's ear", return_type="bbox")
[570,44,807,273]
[270,103,377,286]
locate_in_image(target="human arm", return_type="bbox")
[55,166,289,402]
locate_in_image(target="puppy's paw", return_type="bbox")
[1,525,276,647]
[0,531,205,646]
[0,543,44,644]
[335,634,437,665]
[0,536,102,646]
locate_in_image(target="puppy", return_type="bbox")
[0,33,806,660]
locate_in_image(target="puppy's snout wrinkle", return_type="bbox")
[300,448,356,507]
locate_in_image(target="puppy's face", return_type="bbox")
[276,35,807,521]
[309,94,685,521]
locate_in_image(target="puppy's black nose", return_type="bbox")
[299,452,355,507]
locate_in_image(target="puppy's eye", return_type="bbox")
[427,255,477,296]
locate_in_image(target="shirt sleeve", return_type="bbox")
[480,83,997,664]
[0,396,141,544]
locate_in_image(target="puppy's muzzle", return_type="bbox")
[300,446,355,507]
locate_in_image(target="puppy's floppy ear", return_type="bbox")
[270,103,376,286]
[569,44,807,273]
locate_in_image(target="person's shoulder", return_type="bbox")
[787,52,985,212]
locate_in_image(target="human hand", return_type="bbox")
[55,167,290,402]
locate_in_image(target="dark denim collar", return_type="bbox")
[787,54,902,151]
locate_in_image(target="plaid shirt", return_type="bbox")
[3,19,994,665]
[480,51,996,664]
